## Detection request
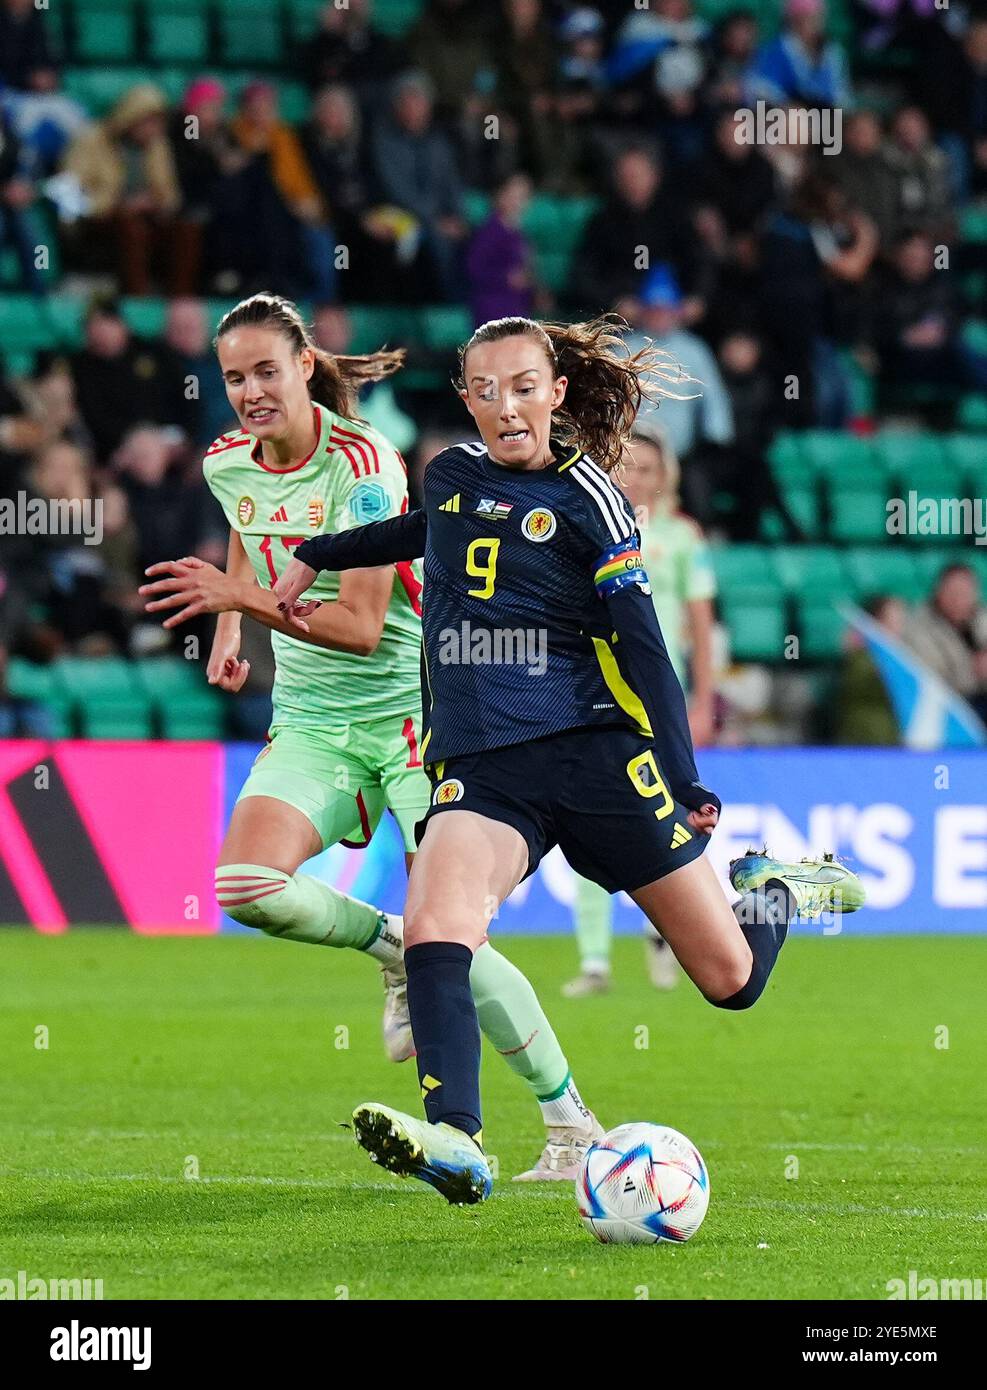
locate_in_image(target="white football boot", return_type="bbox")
[644,931,680,990]
[512,1112,606,1182]
[352,1102,492,1205]
[378,915,415,1063]
[561,967,611,999]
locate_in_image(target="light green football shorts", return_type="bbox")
[236,715,430,853]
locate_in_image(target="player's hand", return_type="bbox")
[272,557,319,632]
[207,632,250,692]
[686,804,719,836]
[139,556,242,629]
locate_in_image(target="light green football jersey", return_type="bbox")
[638,509,716,687]
[203,403,422,731]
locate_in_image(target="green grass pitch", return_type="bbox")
[1,930,984,1300]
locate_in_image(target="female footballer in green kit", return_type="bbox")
[140,293,603,1180]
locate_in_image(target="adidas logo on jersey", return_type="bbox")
[269,505,288,523]
[438,494,461,513]
[670,822,693,850]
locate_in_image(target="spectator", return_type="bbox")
[159,298,236,449]
[624,264,735,522]
[830,110,899,248]
[906,565,987,724]
[369,71,468,302]
[0,105,44,294]
[27,440,131,653]
[608,0,710,164]
[300,0,399,108]
[229,82,337,302]
[300,85,388,302]
[69,298,175,462]
[705,9,760,108]
[874,230,987,391]
[112,425,224,582]
[883,105,954,243]
[552,6,609,189]
[917,14,987,200]
[758,172,877,426]
[834,595,906,745]
[689,107,776,338]
[0,0,55,92]
[466,173,538,326]
[169,78,248,295]
[20,358,92,455]
[0,362,44,478]
[408,0,494,120]
[493,0,560,184]
[62,84,185,295]
[571,145,702,318]
[748,0,851,108]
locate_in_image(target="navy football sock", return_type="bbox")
[711,881,796,1011]
[405,941,482,1140]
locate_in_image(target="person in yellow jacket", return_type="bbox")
[63,84,184,293]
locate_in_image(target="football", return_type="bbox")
[576,1122,710,1244]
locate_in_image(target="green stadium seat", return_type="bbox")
[81,696,154,740]
[942,433,985,483]
[896,459,963,499]
[960,205,987,244]
[147,12,210,65]
[0,295,53,352]
[347,306,416,353]
[796,600,847,660]
[132,657,204,699]
[372,0,425,38]
[773,544,852,599]
[5,658,59,702]
[844,548,925,603]
[800,430,879,478]
[775,483,820,536]
[767,431,804,481]
[536,249,572,294]
[873,431,945,478]
[957,395,987,432]
[915,549,969,591]
[62,66,150,117]
[279,82,310,125]
[73,7,138,64]
[53,656,138,698]
[827,485,890,543]
[287,0,328,41]
[419,305,472,351]
[159,695,226,740]
[710,544,782,602]
[122,297,168,339]
[721,601,787,662]
[217,0,283,66]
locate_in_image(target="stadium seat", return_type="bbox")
[942,434,986,490]
[81,696,154,740]
[53,656,138,698]
[6,658,59,702]
[159,695,226,740]
[769,483,820,537]
[122,298,168,340]
[896,459,963,499]
[147,10,210,65]
[419,306,472,351]
[767,431,804,481]
[796,600,847,660]
[720,600,787,662]
[957,395,987,432]
[873,431,945,478]
[536,249,572,294]
[800,430,880,479]
[73,4,138,64]
[217,0,283,66]
[844,548,926,603]
[372,0,425,38]
[348,306,416,354]
[915,548,969,591]
[287,0,328,41]
[773,545,853,599]
[709,544,783,602]
[463,191,491,227]
[827,485,890,543]
[132,656,204,698]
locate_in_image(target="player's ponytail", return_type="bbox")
[215,293,405,418]
[457,313,693,472]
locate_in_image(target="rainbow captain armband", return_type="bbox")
[593,540,651,598]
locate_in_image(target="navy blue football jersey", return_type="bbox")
[412,439,655,762]
[295,439,709,806]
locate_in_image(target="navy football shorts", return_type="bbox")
[416,725,709,895]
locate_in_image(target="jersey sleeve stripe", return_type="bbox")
[580,457,636,534]
[332,422,380,474]
[331,436,362,479]
[330,429,370,476]
[205,437,249,458]
[570,461,634,543]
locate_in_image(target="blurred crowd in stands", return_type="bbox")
[1,0,986,742]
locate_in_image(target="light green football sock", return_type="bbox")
[470,941,592,1127]
[573,875,613,974]
[215,864,402,966]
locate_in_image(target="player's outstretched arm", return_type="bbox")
[296,508,427,574]
[605,583,720,835]
[207,529,252,691]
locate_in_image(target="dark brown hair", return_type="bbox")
[215,293,404,418]
[455,313,691,472]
